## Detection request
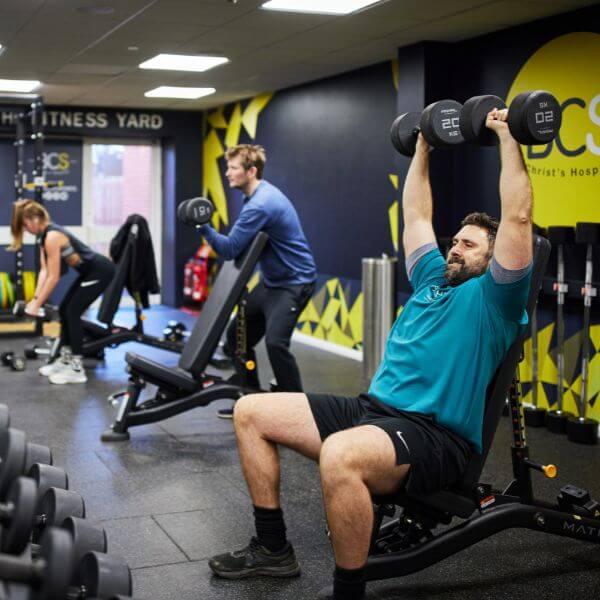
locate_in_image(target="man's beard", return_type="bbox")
[444,258,487,287]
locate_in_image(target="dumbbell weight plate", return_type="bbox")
[1,477,37,555]
[460,95,507,146]
[1,352,14,366]
[566,417,599,445]
[420,99,464,148]
[390,112,421,157]
[184,197,214,226]
[508,90,562,145]
[24,345,39,359]
[27,464,68,509]
[177,199,191,225]
[39,488,85,527]
[24,443,52,474]
[523,406,547,428]
[77,551,133,598]
[33,528,74,600]
[546,410,573,434]
[10,356,26,371]
[62,517,107,570]
[0,404,10,430]
[0,428,27,498]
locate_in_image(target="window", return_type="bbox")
[82,139,162,303]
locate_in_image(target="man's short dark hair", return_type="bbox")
[460,212,499,250]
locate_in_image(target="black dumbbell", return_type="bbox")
[390,99,464,157]
[0,429,52,498]
[12,301,57,321]
[0,527,74,600]
[1,351,27,371]
[163,321,188,342]
[0,477,84,556]
[177,197,215,226]
[460,90,562,146]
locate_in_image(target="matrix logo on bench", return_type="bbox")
[563,520,600,538]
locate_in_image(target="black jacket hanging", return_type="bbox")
[109,214,160,308]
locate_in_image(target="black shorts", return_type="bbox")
[306,393,472,495]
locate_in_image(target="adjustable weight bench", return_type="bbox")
[79,223,185,359]
[366,235,600,584]
[101,232,268,442]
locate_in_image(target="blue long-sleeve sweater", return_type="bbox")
[199,180,317,287]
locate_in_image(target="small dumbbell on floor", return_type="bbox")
[1,351,27,372]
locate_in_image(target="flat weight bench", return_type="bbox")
[366,235,600,584]
[101,232,269,442]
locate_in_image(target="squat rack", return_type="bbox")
[0,93,45,334]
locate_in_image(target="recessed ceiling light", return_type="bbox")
[0,79,41,93]
[77,5,115,15]
[144,86,216,99]
[139,53,228,73]
[128,46,139,51]
[261,0,382,14]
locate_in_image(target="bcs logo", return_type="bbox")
[43,152,70,172]
[507,32,599,227]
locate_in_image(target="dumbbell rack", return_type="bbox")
[0,406,137,599]
[0,93,47,338]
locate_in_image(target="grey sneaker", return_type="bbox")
[39,347,72,376]
[208,537,300,579]
[49,356,87,384]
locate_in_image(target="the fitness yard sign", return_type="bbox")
[0,109,165,133]
[507,31,600,227]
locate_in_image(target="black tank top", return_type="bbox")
[39,223,97,273]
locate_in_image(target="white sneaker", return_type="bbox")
[49,357,87,385]
[38,347,72,377]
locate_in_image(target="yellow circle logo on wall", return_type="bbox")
[507,32,600,227]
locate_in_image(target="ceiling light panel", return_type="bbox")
[139,53,228,72]
[144,86,216,99]
[0,79,41,93]
[261,0,382,15]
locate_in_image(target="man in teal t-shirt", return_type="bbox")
[209,108,534,600]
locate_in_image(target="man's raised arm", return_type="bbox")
[402,134,437,259]
[487,108,533,269]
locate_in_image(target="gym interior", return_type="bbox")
[0,1,598,599]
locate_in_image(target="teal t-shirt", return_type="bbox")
[368,247,531,454]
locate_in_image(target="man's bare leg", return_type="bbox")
[318,425,409,599]
[234,392,322,508]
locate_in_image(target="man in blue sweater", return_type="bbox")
[199,144,316,417]
[208,109,534,598]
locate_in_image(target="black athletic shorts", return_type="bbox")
[306,393,472,495]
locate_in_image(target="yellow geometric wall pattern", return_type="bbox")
[521,323,600,421]
[202,93,274,231]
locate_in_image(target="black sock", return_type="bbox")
[333,565,366,600]
[253,506,287,552]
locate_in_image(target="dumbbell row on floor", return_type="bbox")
[390,90,562,156]
[0,411,136,598]
[0,527,133,600]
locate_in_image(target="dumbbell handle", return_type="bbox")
[0,553,45,583]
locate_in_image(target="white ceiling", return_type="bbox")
[0,0,593,110]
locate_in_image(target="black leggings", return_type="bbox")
[225,280,315,392]
[59,256,116,354]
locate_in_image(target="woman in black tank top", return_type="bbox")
[10,200,116,384]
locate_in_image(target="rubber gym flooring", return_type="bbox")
[1,306,599,599]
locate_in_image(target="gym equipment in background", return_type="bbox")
[545,226,575,433]
[566,222,599,445]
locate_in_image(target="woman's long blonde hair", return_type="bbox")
[9,199,50,251]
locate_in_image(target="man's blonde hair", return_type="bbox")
[225,144,266,179]
[9,199,49,250]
